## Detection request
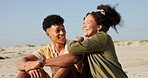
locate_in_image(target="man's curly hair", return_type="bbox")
[42,15,64,31]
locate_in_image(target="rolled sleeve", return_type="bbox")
[31,50,42,58]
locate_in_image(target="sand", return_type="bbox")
[0,40,148,78]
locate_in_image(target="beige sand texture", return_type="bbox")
[0,40,148,78]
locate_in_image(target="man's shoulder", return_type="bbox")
[66,39,74,46]
[66,39,74,43]
[37,43,52,51]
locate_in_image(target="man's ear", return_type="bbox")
[97,25,102,31]
[46,32,51,38]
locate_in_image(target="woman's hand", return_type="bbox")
[76,36,84,42]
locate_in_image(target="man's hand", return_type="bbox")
[24,61,42,72]
[28,69,46,78]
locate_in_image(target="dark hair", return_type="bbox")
[85,4,121,33]
[42,14,64,31]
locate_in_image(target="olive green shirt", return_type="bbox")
[68,31,128,78]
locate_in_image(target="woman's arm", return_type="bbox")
[68,32,108,54]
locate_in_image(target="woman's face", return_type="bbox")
[82,14,99,38]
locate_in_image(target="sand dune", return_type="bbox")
[0,40,148,78]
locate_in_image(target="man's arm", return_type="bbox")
[44,53,82,68]
[17,53,82,71]
[16,54,38,71]
[16,54,48,78]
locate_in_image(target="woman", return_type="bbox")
[68,5,128,78]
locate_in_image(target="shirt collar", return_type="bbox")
[51,39,71,55]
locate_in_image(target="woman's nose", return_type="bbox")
[82,24,86,29]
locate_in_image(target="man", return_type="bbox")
[16,15,82,78]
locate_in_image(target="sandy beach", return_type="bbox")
[0,40,148,78]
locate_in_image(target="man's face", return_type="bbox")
[46,24,66,44]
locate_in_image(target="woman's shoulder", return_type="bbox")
[95,31,108,38]
[97,31,107,35]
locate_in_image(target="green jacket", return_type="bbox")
[68,31,128,78]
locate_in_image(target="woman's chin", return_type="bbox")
[83,34,89,37]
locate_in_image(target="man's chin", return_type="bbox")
[59,40,66,44]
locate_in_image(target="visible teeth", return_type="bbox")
[83,29,88,31]
[59,36,65,39]
[83,30,87,32]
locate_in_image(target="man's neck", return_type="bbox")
[53,43,65,55]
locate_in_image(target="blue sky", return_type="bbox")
[0,0,148,48]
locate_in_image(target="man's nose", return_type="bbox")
[60,30,64,34]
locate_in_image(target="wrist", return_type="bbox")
[37,58,45,67]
